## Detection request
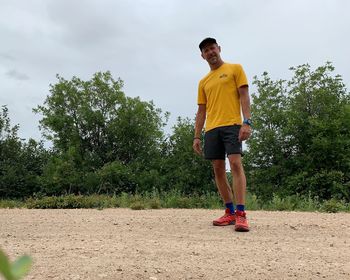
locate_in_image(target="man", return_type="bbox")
[193,37,252,232]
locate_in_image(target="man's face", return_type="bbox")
[201,43,221,65]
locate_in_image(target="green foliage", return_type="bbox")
[1,193,349,212]
[97,161,137,194]
[321,198,346,213]
[148,197,162,209]
[245,62,350,201]
[20,192,218,210]
[34,71,168,167]
[157,190,221,209]
[39,149,85,195]
[266,194,298,211]
[130,201,146,210]
[3,65,349,203]
[0,106,48,198]
[34,71,169,196]
[244,193,261,210]
[161,117,214,195]
[0,200,24,208]
[0,249,32,280]
[25,194,120,209]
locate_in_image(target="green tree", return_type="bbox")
[35,72,168,195]
[0,106,47,198]
[243,73,289,199]
[161,117,214,195]
[285,63,350,200]
[245,63,350,201]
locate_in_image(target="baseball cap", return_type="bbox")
[199,37,217,51]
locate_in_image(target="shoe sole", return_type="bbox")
[213,221,235,226]
[235,226,249,232]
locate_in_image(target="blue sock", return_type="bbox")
[225,202,235,214]
[236,204,245,212]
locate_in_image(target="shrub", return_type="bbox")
[321,198,346,213]
[130,201,145,210]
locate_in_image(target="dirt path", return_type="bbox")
[1,209,350,280]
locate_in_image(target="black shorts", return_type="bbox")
[204,125,242,160]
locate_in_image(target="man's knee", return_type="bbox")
[228,155,242,173]
[212,160,226,176]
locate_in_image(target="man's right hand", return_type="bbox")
[193,138,202,155]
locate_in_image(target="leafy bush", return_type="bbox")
[97,161,137,194]
[130,201,145,210]
[148,197,162,209]
[321,198,346,213]
[0,106,48,199]
[0,193,348,212]
[246,63,350,201]
[25,194,120,209]
[0,200,24,208]
[34,72,169,197]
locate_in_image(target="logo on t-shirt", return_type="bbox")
[219,74,228,79]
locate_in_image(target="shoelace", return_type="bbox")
[236,215,245,223]
[218,213,233,220]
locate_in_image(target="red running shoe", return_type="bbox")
[234,210,249,232]
[213,208,235,226]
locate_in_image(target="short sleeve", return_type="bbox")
[197,80,207,104]
[235,64,248,88]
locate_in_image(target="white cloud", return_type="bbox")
[0,0,349,142]
[5,69,30,80]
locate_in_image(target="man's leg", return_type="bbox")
[227,154,246,205]
[212,159,236,226]
[228,154,249,232]
[212,159,233,204]
[203,127,235,226]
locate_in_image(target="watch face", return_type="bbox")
[244,119,252,126]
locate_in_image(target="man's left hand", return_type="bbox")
[238,124,252,142]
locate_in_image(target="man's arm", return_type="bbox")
[193,104,206,155]
[238,85,252,142]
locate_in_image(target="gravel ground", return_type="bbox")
[1,208,350,280]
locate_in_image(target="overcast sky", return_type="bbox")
[1,0,349,143]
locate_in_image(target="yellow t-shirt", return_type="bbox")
[197,63,248,132]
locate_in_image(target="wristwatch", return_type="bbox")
[243,118,252,126]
